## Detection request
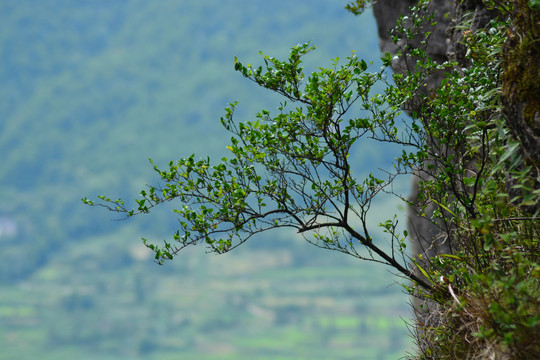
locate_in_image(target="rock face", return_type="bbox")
[370,2,540,357]
[372,0,456,267]
[501,2,540,188]
[372,0,540,353]
[371,2,456,339]
[372,0,499,334]
[372,1,496,258]
[372,0,540,263]
[373,0,453,66]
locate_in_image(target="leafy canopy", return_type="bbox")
[84,42,432,290]
[84,1,540,357]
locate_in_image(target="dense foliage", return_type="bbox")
[87,0,540,359]
[384,1,540,358]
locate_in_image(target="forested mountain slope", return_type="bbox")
[0,2,411,359]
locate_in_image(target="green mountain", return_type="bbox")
[0,1,412,359]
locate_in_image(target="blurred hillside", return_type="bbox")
[0,1,412,359]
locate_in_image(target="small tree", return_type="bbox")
[85,0,540,358]
[83,41,433,291]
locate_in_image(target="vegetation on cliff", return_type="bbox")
[401,1,539,358]
[87,0,539,358]
[347,0,540,358]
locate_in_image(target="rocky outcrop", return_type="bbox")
[372,0,457,271]
[372,0,540,356]
[373,0,540,257]
[372,0,497,339]
[501,2,540,188]
[373,0,453,69]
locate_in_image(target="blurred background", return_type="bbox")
[0,1,413,359]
